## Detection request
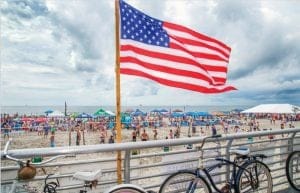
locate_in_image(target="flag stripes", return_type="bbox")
[119,0,236,93]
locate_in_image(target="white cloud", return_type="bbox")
[1,0,300,106]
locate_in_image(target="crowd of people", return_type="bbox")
[1,112,298,148]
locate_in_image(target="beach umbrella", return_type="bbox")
[171,112,184,117]
[35,117,48,123]
[160,109,169,113]
[185,112,196,116]
[94,108,110,117]
[77,113,92,119]
[151,109,161,113]
[196,112,210,116]
[131,109,145,116]
[21,117,34,122]
[44,109,54,115]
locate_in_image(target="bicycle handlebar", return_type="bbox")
[3,139,75,166]
[197,134,222,150]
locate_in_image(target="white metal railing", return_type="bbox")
[1,128,299,193]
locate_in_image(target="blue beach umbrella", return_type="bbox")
[131,109,145,116]
[77,113,93,119]
[151,109,161,113]
[160,109,169,113]
[44,109,54,115]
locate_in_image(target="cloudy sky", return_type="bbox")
[1,0,300,107]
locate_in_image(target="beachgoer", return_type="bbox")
[169,129,174,139]
[37,124,43,136]
[132,129,137,142]
[112,128,116,139]
[50,125,56,133]
[211,124,217,136]
[141,129,149,141]
[50,131,55,147]
[192,126,196,135]
[205,122,210,130]
[108,135,114,144]
[76,129,81,146]
[100,130,106,144]
[136,126,140,137]
[200,127,205,136]
[3,123,10,139]
[153,127,158,140]
[280,123,285,137]
[44,124,49,138]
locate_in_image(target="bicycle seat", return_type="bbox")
[73,169,102,182]
[229,147,250,156]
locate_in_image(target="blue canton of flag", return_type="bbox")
[119,1,169,47]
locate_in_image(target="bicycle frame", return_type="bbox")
[190,156,260,193]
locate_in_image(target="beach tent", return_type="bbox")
[241,104,300,114]
[47,110,65,117]
[105,110,115,116]
[94,108,110,117]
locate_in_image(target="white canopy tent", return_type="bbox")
[241,104,300,114]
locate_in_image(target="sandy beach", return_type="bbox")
[1,118,299,150]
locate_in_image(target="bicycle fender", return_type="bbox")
[104,184,147,193]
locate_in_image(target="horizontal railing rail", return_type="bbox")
[1,127,299,193]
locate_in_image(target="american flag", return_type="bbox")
[119,0,236,93]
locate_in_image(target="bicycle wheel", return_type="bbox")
[105,184,147,193]
[159,171,211,193]
[236,160,272,193]
[286,151,300,191]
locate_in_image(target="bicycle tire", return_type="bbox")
[106,184,147,193]
[236,160,272,193]
[159,171,211,193]
[286,151,300,191]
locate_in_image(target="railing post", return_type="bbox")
[226,139,233,182]
[287,132,297,153]
[124,150,131,183]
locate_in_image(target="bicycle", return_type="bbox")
[286,150,300,191]
[2,139,153,193]
[159,134,273,193]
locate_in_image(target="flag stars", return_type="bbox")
[120,1,169,47]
